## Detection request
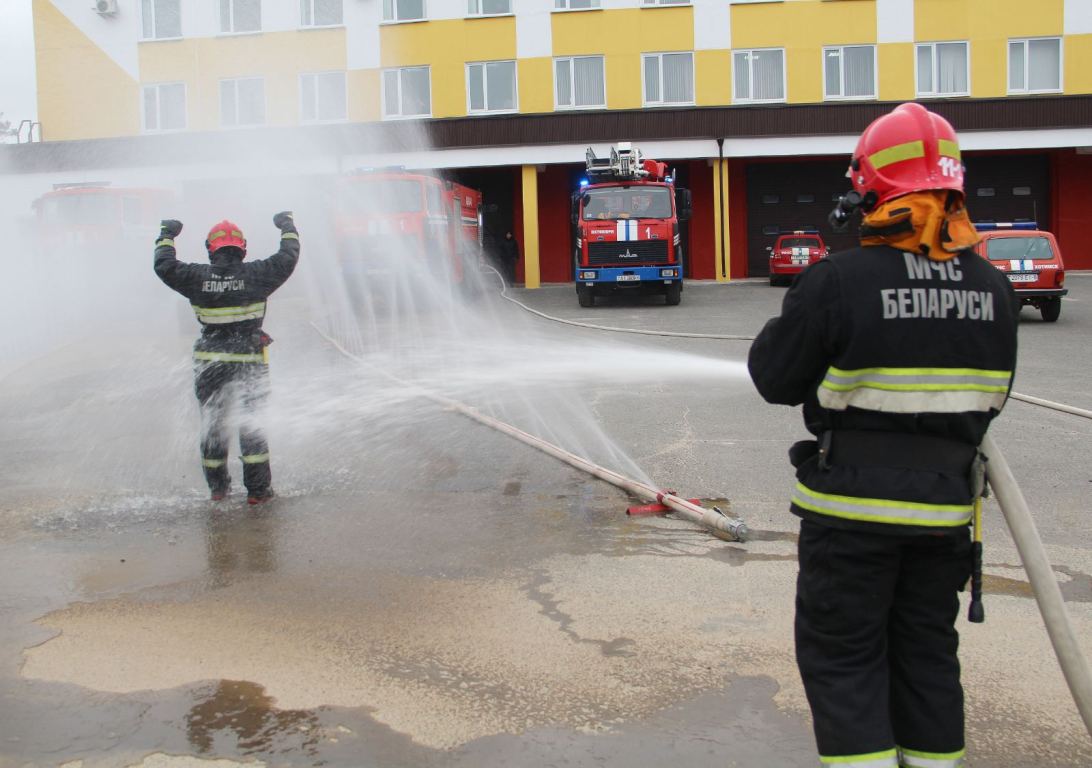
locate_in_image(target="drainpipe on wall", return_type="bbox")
[717,138,727,281]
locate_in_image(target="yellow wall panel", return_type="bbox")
[915,0,1063,43]
[876,43,915,102]
[1064,35,1092,94]
[518,57,554,114]
[379,18,516,117]
[971,39,1006,98]
[553,8,693,57]
[730,0,877,50]
[348,69,381,123]
[139,29,347,130]
[606,54,642,110]
[695,50,731,106]
[730,0,876,103]
[33,0,139,140]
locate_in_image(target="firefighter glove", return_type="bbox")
[160,219,183,238]
[273,211,295,231]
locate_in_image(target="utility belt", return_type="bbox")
[790,430,976,475]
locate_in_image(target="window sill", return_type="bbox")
[467,13,514,19]
[467,108,519,116]
[551,8,603,13]
[139,36,185,43]
[640,3,693,8]
[382,113,433,121]
[642,101,696,108]
[1007,89,1063,96]
[915,92,971,99]
[733,98,787,105]
[216,30,264,38]
[299,24,346,31]
[823,95,878,102]
[555,104,607,111]
[380,18,427,26]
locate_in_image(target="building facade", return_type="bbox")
[19,0,1092,279]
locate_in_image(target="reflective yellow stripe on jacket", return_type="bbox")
[192,302,267,325]
[193,351,265,363]
[818,366,1011,414]
[820,749,898,767]
[793,482,973,527]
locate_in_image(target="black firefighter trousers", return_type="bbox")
[795,519,972,766]
[194,360,272,496]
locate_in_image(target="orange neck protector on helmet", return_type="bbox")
[859,190,979,262]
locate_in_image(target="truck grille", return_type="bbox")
[587,240,671,266]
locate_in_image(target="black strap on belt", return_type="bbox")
[822,429,976,474]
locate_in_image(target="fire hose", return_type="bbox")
[981,433,1092,738]
[309,320,749,542]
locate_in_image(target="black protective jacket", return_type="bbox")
[748,244,1019,534]
[154,226,299,358]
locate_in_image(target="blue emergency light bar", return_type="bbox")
[975,221,1039,231]
[779,228,820,235]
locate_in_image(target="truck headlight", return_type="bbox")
[660,268,678,278]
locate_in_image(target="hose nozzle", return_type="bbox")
[828,190,864,233]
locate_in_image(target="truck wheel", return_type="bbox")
[577,284,595,308]
[1040,297,1061,323]
[665,282,682,306]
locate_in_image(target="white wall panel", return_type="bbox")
[47,0,139,78]
[1065,0,1092,34]
[693,0,730,51]
[876,0,914,44]
[347,0,381,69]
[516,0,553,59]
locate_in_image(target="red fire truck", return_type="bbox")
[31,182,174,255]
[334,169,483,300]
[571,143,691,307]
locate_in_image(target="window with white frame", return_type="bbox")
[1009,37,1062,93]
[642,0,690,5]
[300,72,347,122]
[555,0,599,9]
[642,52,694,106]
[733,48,785,103]
[383,67,431,118]
[466,60,517,113]
[142,83,186,132]
[301,0,343,27]
[220,77,265,127]
[468,0,510,15]
[555,56,605,110]
[824,45,875,100]
[221,0,261,33]
[141,0,181,39]
[916,42,969,97]
[383,0,425,22]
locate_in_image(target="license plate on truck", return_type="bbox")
[616,274,640,282]
[1007,272,1038,283]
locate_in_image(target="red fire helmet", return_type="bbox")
[205,220,247,256]
[849,102,965,208]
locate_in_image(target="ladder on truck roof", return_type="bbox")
[586,142,654,182]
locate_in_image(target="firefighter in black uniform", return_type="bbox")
[748,103,1019,767]
[155,212,300,504]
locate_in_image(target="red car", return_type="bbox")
[767,230,828,286]
[973,222,1067,322]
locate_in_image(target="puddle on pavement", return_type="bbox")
[984,563,1092,602]
[185,680,320,757]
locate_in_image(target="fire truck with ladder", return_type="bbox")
[571,143,691,307]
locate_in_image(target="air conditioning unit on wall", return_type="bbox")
[94,0,119,15]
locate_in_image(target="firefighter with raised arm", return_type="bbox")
[748,103,1019,767]
[155,212,300,504]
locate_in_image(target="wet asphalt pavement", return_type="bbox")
[1,273,1091,767]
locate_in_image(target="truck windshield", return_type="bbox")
[38,194,117,226]
[342,179,423,214]
[986,236,1054,261]
[582,187,672,220]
